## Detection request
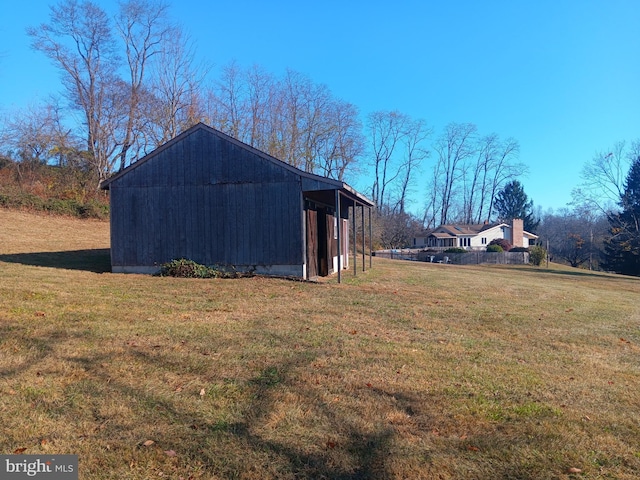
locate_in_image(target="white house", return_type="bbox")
[413,219,538,250]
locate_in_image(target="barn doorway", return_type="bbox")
[306,202,333,279]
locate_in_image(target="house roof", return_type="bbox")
[100,122,373,207]
[430,232,456,239]
[433,223,500,236]
[428,222,538,239]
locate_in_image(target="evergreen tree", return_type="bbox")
[603,156,640,276]
[493,180,540,232]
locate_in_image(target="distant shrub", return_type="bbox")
[529,246,546,266]
[0,189,109,219]
[2,191,46,210]
[486,244,503,253]
[444,247,467,253]
[76,200,110,219]
[44,198,83,217]
[158,258,253,279]
[44,198,110,219]
[489,238,512,251]
[0,192,12,207]
[509,247,529,253]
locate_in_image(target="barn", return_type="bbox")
[100,123,374,280]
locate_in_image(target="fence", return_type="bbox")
[374,249,530,265]
[373,249,421,261]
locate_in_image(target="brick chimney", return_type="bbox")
[511,218,524,248]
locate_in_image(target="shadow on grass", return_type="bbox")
[226,361,397,479]
[60,347,403,479]
[0,323,54,378]
[0,249,111,273]
[4,321,612,479]
[507,265,640,280]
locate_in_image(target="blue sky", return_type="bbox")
[1,0,639,214]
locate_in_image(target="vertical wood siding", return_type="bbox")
[110,128,303,269]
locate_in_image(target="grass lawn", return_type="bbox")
[1,209,640,479]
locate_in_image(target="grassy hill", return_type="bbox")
[1,209,639,479]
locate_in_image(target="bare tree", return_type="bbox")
[432,122,477,224]
[149,26,209,145]
[425,127,522,227]
[481,136,522,222]
[114,0,171,170]
[213,60,247,141]
[28,0,120,184]
[278,71,363,180]
[1,100,93,191]
[375,206,424,249]
[422,165,441,229]
[4,103,59,163]
[572,141,636,214]
[245,64,275,150]
[396,118,431,213]
[207,64,363,181]
[538,208,608,269]
[296,74,331,173]
[462,134,497,224]
[315,99,363,181]
[368,110,410,209]
[277,69,316,170]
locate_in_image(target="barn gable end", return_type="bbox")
[101,123,373,279]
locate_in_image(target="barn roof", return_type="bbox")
[100,122,373,207]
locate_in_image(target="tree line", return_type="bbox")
[0,0,529,227]
[3,0,365,187]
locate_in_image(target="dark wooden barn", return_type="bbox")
[100,123,374,280]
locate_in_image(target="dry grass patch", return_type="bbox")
[1,209,640,478]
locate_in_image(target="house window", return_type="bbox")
[482,237,487,245]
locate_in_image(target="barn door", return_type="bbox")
[317,209,329,277]
[306,209,318,279]
[327,213,336,273]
